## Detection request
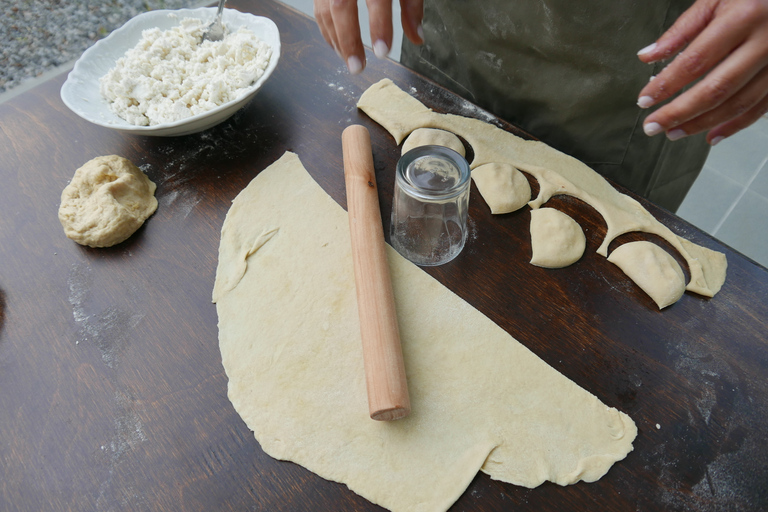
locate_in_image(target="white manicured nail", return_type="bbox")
[667,128,687,141]
[644,122,663,136]
[347,55,363,75]
[373,40,389,59]
[637,96,654,108]
[638,43,657,56]
[710,136,724,146]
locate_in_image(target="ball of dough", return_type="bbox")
[529,208,586,268]
[607,241,686,309]
[472,162,531,214]
[58,155,158,248]
[401,128,466,157]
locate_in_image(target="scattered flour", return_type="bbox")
[100,18,272,126]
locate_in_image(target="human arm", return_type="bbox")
[314,0,424,74]
[637,0,768,145]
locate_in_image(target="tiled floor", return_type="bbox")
[284,0,768,268]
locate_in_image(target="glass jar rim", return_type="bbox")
[395,145,471,201]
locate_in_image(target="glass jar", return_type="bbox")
[390,145,471,266]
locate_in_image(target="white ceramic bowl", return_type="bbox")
[60,8,281,137]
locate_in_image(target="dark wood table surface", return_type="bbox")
[1,1,767,510]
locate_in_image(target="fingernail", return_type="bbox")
[637,96,654,109]
[638,43,657,56]
[667,128,687,141]
[644,122,663,136]
[347,55,363,75]
[417,24,424,42]
[710,136,724,146]
[373,40,389,59]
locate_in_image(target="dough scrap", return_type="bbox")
[214,152,636,512]
[401,127,466,157]
[530,208,586,268]
[472,162,531,214]
[58,155,157,247]
[608,241,686,309]
[357,79,727,302]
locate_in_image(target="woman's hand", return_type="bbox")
[637,0,768,145]
[314,0,424,74]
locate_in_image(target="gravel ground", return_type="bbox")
[0,0,207,94]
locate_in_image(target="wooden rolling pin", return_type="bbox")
[342,125,411,421]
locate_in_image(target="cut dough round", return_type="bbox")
[529,208,586,268]
[58,155,158,248]
[608,241,686,309]
[401,128,466,157]
[472,162,531,214]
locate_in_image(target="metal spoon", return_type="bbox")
[202,0,227,42]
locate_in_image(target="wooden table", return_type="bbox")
[1,1,766,510]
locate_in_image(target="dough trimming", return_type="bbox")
[357,79,727,304]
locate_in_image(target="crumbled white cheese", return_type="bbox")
[100,18,272,126]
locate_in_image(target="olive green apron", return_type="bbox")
[401,0,709,211]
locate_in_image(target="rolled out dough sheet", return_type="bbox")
[213,152,637,512]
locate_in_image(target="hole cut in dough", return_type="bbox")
[530,208,586,268]
[472,162,531,214]
[401,127,466,157]
[608,241,686,309]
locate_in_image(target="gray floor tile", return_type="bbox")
[750,161,768,200]
[677,166,743,233]
[286,0,313,14]
[714,190,768,268]
[705,123,768,186]
[752,116,768,138]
